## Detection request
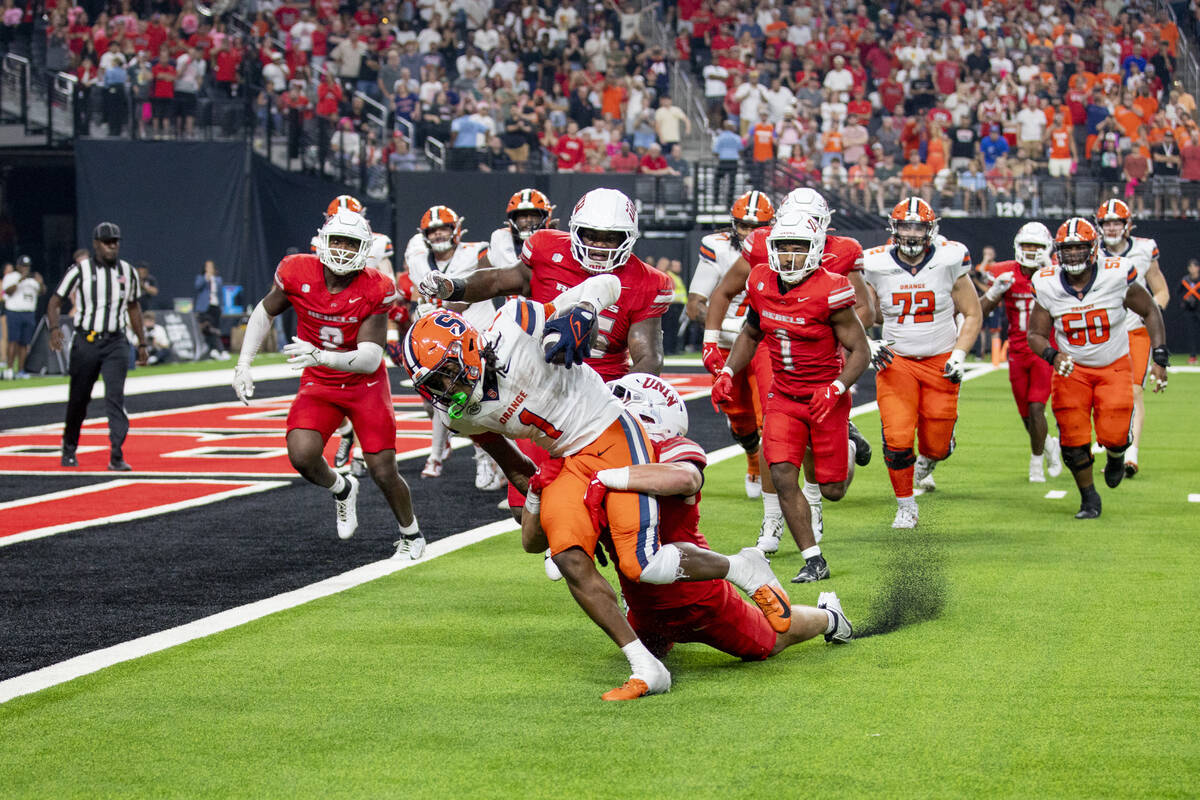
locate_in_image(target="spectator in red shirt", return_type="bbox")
[150,45,176,138]
[610,141,640,172]
[553,121,586,171]
[212,39,242,97]
[638,142,675,175]
[316,69,344,119]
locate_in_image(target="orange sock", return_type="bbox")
[746,448,761,477]
[888,465,915,498]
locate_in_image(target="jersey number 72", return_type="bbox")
[892,290,934,323]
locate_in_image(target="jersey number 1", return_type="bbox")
[892,291,934,323]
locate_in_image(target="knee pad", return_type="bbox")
[636,543,682,585]
[883,444,916,470]
[728,425,760,453]
[1061,445,1094,472]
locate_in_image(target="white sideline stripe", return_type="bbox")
[0,480,290,548]
[0,518,517,704]
[1188,494,1200,503]
[0,368,997,704]
[1044,490,1068,500]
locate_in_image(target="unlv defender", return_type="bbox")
[233,208,424,557]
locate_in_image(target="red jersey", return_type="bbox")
[274,254,395,385]
[745,263,855,396]
[988,260,1037,355]
[520,229,673,381]
[742,227,863,276]
[614,436,720,612]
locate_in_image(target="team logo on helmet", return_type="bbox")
[607,373,689,439]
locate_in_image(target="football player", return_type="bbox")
[978,222,1065,482]
[861,198,983,528]
[400,283,791,701]
[523,374,852,674]
[489,189,555,269]
[687,190,774,501]
[233,207,425,558]
[419,188,674,520]
[1027,218,1168,519]
[1095,200,1170,477]
[702,188,874,555]
[713,211,871,582]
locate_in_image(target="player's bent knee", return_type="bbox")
[1061,444,1094,472]
[728,424,760,453]
[636,543,682,585]
[820,483,847,501]
[883,444,916,470]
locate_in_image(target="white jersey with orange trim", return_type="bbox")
[862,239,972,358]
[689,231,748,348]
[365,232,395,280]
[405,234,493,328]
[1032,257,1135,367]
[488,227,522,270]
[442,279,625,457]
[1100,235,1158,332]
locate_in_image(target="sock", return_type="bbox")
[898,495,917,509]
[621,639,660,677]
[824,609,837,634]
[398,517,420,536]
[889,466,915,498]
[746,448,760,477]
[801,479,821,505]
[848,438,858,462]
[330,473,350,499]
[431,415,451,460]
[723,551,756,590]
[801,545,822,560]
[762,491,781,519]
[1124,445,1138,464]
[1030,453,1043,466]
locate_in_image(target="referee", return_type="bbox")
[46,222,149,470]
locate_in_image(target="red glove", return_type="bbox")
[529,457,565,494]
[808,380,846,424]
[584,476,608,531]
[711,368,735,407]
[701,341,727,376]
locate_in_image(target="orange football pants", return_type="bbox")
[716,341,767,435]
[1051,356,1134,449]
[1127,327,1150,385]
[541,413,659,582]
[876,352,960,459]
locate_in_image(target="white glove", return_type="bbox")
[283,336,324,370]
[985,272,1015,302]
[233,364,254,405]
[1055,353,1075,377]
[868,338,895,371]
[418,272,453,301]
[943,348,966,383]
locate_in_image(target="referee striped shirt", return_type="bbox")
[54,258,142,334]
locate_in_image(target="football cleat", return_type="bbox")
[420,455,443,479]
[1075,490,1102,519]
[914,455,936,491]
[755,515,784,554]
[739,547,792,633]
[392,532,426,560]
[810,502,824,544]
[1045,436,1063,478]
[474,453,492,490]
[1103,452,1125,488]
[791,554,830,583]
[1029,456,1046,483]
[817,591,853,643]
[744,473,762,499]
[61,452,78,467]
[847,421,872,466]
[334,429,355,469]
[350,455,368,478]
[892,504,919,529]
[602,661,671,701]
[1124,460,1139,479]
[334,474,360,539]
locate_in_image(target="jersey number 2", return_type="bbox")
[1061,309,1110,346]
[318,325,344,349]
[892,291,934,323]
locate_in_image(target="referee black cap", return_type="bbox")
[93,221,122,242]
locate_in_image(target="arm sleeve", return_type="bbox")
[547,273,621,316]
[317,342,384,373]
[237,301,276,367]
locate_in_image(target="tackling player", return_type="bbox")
[979,222,1065,482]
[862,198,983,529]
[1027,218,1168,519]
[1095,200,1170,478]
[713,210,870,582]
[400,283,792,700]
[233,207,425,557]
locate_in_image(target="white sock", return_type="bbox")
[1030,452,1043,465]
[329,473,347,495]
[762,491,781,519]
[621,639,660,676]
[801,480,821,505]
[431,415,451,460]
[848,438,857,461]
[824,609,837,633]
[1125,445,1138,463]
[801,545,821,560]
[335,419,353,436]
[898,495,917,509]
[723,551,756,591]
[398,517,420,535]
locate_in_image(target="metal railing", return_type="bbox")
[424,136,445,170]
[1,54,29,127]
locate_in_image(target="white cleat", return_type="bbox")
[392,533,426,560]
[1029,456,1046,483]
[479,460,508,491]
[744,473,762,499]
[810,502,824,544]
[474,453,493,490]
[544,549,562,581]
[420,455,443,479]
[915,455,936,491]
[350,454,367,478]
[892,503,919,529]
[1045,436,1063,478]
[817,591,853,643]
[756,515,784,554]
[334,474,360,540]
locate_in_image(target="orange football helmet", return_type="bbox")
[506,189,554,241]
[730,190,775,247]
[401,310,484,419]
[420,205,463,255]
[1054,217,1099,274]
[326,194,365,219]
[889,197,938,258]
[1095,199,1132,249]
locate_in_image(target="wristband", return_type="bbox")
[446,277,467,302]
[719,366,734,378]
[831,379,846,394]
[523,491,540,515]
[1041,346,1059,365]
[1151,345,1169,367]
[596,467,630,491]
[703,329,720,344]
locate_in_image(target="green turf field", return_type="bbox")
[0,354,290,391]
[3,369,1198,798]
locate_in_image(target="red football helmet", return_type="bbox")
[401,310,484,419]
[889,197,938,258]
[1054,217,1099,275]
[730,190,775,247]
[1095,199,1132,249]
[420,205,463,255]
[506,189,554,241]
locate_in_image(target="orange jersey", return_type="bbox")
[1048,126,1073,159]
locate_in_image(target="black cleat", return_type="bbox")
[847,421,872,466]
[108,459,132,471]
[1075,490,1102,519]
[334,430,356,469]
[61,452,78,467]
[1124,461,1138,479]
[1103,453,1125,488]
[791,555,830,583]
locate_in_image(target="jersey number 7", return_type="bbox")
[892,290,935,323]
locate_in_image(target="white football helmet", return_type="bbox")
[1013,222,1053,270]
[767,211,826,284]
[779,188,832,231]
[569,188,639,273]
[315,209,373,275]
[607,373,689,439]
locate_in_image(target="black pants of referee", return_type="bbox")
[63,332,130,460]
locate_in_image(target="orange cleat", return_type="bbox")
[602,678,651,701]
[751,583,793,633]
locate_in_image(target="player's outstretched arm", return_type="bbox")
[233,286,290,404]
[721,311,764,377]
[283,313,385,373]
[703,255,750,331]
[422,255,532,304]
[596,462,703,497]
[685,292,708,322]
[1125,282,1170,391]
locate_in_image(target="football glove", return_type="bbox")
[701,340,727,376]
[418,272,454,301]
[233,364,254,405]
[1054,353,1075,377]
[384,341,404,367]
[984,271,1015,302]
[943,349,966,384]
[528,457,565,495]
[543,305,596,368]
[584,476,608,531]
[283,336,323,370]
[808,380,846,424]
[868,339,895,372]
[711,367,735,407]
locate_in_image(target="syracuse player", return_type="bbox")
[488,189,556,269]
[400,283,790,700]
[232,207,425,557]
[703,188,874,554]
[1095,200,1170,478]
[687,190,775,501]
[418,188,674,518]
[523,374,853,671]
[862,198,983,529]
[713,210,871,583]
[1027,218,1169,519]
[979,222,1065,482]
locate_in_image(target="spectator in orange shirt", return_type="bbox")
[1112,96,1143,139]
[1133,86,1159,123]
[1044,109,1077,178]
[748,110,775,185]
[600,73,627,121]
[900,151,934,202]
[925,121,948,174]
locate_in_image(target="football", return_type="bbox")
[542,330,566,364]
